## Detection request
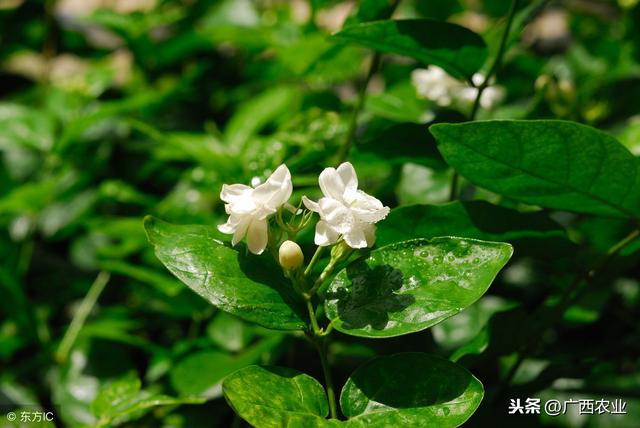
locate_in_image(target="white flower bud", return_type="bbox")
[279,240,304,270]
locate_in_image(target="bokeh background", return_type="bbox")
[1,0,639,427]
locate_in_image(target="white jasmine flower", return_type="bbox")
[302,162,389,249]
[218,165,292,255]
[456,73,506,110]
[411,66,462,107]
[411,66,504,110]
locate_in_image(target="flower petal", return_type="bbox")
[314,220,340,247]
[350,190,390,223]
[217,219,235,235]
[302,195,320,212]
[246,218,269,255]
[343,223,368,249]
[231,215,252,246]
[220,184,252,203]
[252,164,292,209]
[318,167,345,200]
[318,198,353,234]
[362,223,377,247]
[337,162,358,195]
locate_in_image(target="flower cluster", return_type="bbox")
[411,65,505,111]
[218,162,390,255]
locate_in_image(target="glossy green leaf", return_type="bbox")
[223,365,339,428]
[431,120,640,219]
[340,353,483,427]
[334,19,488,79]
[376,201,573,258]
[324,237,513,338]
[143,216,306,330]
[91,375,205,427]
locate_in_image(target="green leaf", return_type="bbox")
[376,201,573,258]
[324,237,513,338]
[430,120,640,219]
[223,365,339,428]
[170,335,284,398]
[0,103,55,151]
[143,216,306,330]
[358,122,447,169]
[91,375,205,426]
[207,312,255,352]
[334,19,488,80]
[340,353,483,427]
[224,86,298,147]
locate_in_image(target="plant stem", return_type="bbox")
[306,299,321,334]
[55,271,110,363]
[496,227,640,399]
[314,337,338,419]
[470,0,518,117]
[449,0,518,201]
[336,53,381,164]
[306,258,337,298]
[304,245,325,278]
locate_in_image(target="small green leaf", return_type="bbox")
[376,201,573,258]
[207,312,255,352]
[224,86,298,147]
[430,120,640,219]
[143,216,306,330]
[0,103,55,151]
[170,335,284,397]
[223,365,339,428]
[334,19,488,80]
[340,353,483,427]
[324,238,513,338]
[91,375,204,426]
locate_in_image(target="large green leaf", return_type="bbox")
[223,365,339,428]
[334,19,488,80]
[340,353,483,427]
[324,237,513,338]
[430,120,640,219]
[376,201,573,258]
[143,216,306,330]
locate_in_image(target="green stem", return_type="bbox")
[306,299,321,334]
[18,239,34,279]
[304,246,325,278]
[55,271,110,363]
[471,0,518,117]
[336,53,381,164]
[314,338,338,419]
[306,258,337,298]
[449,0,518,201]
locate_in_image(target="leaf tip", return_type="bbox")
[143,215,161,244]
